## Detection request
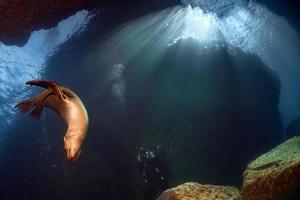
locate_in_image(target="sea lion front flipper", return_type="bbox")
[26,80,66,101]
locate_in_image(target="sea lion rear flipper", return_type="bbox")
[29,105,43,121]
[26,80,66,101]
[15,99,34,113]
[15,99,43,121]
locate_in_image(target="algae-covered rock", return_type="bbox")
[242,136,300,200]
[156,182,242,200]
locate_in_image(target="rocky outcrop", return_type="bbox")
[156,182,243,200]
[242,136,300,200]
[0,0,102,46]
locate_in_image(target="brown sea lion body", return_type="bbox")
[16,80,89,161]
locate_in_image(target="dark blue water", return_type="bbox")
[0,0,299,200]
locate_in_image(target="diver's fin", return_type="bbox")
[26,80,66,101]
[29,105,43,121]
[15,99,34,113]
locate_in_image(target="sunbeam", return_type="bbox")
[99,0,300,130]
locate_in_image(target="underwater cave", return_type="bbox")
[0,0,300,200]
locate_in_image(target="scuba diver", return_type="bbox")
[137,145,170,200]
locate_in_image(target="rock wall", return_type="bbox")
[157,137,300,200]
[242,137,300,200]
[157,182,243,200]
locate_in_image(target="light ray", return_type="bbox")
[100,1,300,129]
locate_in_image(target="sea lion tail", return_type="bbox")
[15,99,34,113]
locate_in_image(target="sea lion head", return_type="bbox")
[64,133,84,162]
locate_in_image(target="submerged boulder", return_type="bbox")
[156,182,242,200]
[242,136,300,200]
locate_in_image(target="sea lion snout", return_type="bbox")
[66,148,81,162]
[64,135,83,162]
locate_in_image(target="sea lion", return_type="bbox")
[15,80,89,162]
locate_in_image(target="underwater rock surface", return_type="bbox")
[242,136,300,200]
[156,182,242,200]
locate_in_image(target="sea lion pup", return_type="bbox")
[15,80,89,162]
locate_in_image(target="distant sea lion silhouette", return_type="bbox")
[15,80,89,162]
